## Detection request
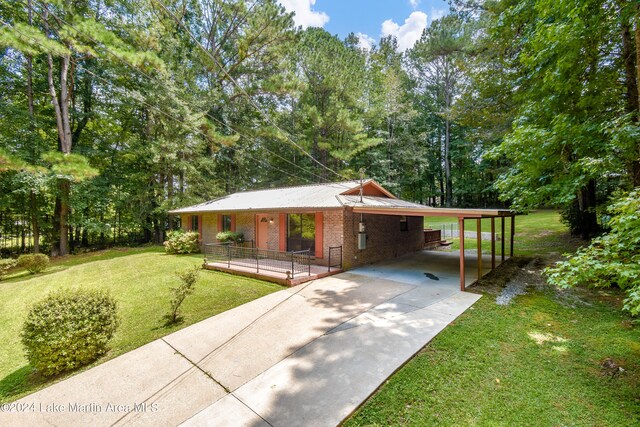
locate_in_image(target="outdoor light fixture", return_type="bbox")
[269,218,274,224]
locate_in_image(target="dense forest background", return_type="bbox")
[1,0,639,256]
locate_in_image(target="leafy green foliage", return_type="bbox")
[215,231,244,243]
[163,230,200,254]
[40,152,98,182]
[462,0,638,236]
[20,289,119,377]
[546,189,640,314]
[16,254,49,274]
[0,258,17,280]
[168,266,200,323]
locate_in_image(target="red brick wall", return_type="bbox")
[235,213,256,244]
[183,209,423,270]
[341,209,423,269]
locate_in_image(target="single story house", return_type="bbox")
[170,179,425,270]
[169,179,515,289]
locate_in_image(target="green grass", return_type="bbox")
[346,212,639,425]
[345,267,640,426]
[0,246,282,403]
[426,210,584,257]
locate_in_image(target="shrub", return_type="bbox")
[168,266,200,323]
[546,188,640,315]
[164,230,200,254]
[17,253,49,274]
[0,258,17,280]
[21,289,120,376]
[216,231,244,244]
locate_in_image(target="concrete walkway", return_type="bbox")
[1,251,484,427]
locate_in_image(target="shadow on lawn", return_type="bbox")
[0,365,47,402]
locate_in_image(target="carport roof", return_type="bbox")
[340,196,513,218]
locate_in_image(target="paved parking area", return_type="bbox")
[1,250,484,427]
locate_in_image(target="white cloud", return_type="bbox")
[430,7,447,22]
[409,0,420,9]
[355,32,375,51]
[381,11,427,52]
[278,0,329,29]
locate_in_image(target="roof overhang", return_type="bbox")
[351,206,516,218]
[169,206,345,214]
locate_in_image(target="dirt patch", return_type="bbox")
[470,257,534,295]
[470,256,591,307]
[601,357,626,378]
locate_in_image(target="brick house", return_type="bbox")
[169,180,426,270]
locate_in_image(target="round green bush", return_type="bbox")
[17,253,49,274]
[0,258,17,280]
[21,289,120,377]
[164,230,200,254]
[216,231,244,244]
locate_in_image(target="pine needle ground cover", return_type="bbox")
[0,247,281,402]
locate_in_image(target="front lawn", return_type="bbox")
[345,258,640,426]
[0,246,282,403]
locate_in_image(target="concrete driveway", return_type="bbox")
[2,250,481,427]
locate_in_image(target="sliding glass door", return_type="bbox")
[287,213,315,255]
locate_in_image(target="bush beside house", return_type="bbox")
[216,231,244,244]
[164,230,200,254]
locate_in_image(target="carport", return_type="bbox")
[351,206,516,291]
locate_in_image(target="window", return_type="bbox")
[400,216,408,232]
[287,213,315,255]
[191,215,199,232]
[222,215,232,232]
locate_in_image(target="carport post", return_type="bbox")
[491,217,496,269]
[477,218,482,279]
[510,215,515,257]
[459,217,465,291]
[501,217,505,262]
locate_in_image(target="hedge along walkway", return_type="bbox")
[0,247,282,403]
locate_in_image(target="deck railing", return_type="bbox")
[328,246,342,272]
[204,243,311,278]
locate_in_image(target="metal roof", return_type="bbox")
[169,180,515,218]
[169,181,365,213]
[337,195,427,209]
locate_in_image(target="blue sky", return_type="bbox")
[277,0,450,51]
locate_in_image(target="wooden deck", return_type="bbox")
[204,260,342,286]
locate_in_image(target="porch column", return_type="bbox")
[477,218,482,279]
[459,217,465,291]
[510,215,515,257]
[491,217,496,269]
[501,216,505,262]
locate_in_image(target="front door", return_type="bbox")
[257,214,270,249]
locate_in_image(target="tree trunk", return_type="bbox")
[623,16,640,186]
[622,22,639,115]
[577,179,599,240]
[58,179,70,256]
[30,191,40,253]
[634,7,640,186]
[45,7,74,256]
[26,0,34,114]
[444,119,452,207]
[51,198,60,257]
[26,1,39,254]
